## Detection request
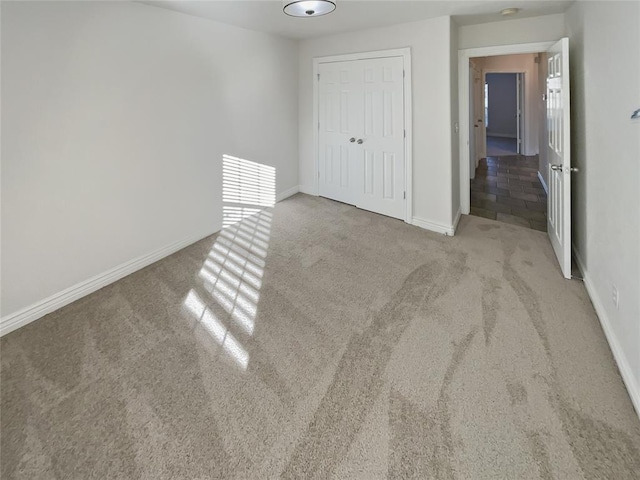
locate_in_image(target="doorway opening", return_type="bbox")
[468,53,548,231]
[485,72,522,156]
[460,39,573,279]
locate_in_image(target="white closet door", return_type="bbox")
[318,62,361,206]
[356,57,405,220]
[318,56,406,221]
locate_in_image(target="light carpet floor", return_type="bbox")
[2,193,639,479]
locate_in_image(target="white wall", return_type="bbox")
[450,18,460,221]
[1,1,299,319]
[566,1,640,412]
[537,52,549,189]
[459,13,565,49]
[298,16,457,230]
[476,54,540,155]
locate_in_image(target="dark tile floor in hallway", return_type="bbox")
[470,156,548,231]
[486,135,518,156]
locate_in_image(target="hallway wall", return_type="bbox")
[486,73,518,138]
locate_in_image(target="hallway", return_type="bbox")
[470,155,547,231]
[486,135,518,156]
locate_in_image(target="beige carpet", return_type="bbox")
[2,193,639,479]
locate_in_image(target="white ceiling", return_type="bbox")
[140,0,574,40]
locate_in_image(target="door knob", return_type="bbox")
[550,164,563,171]
[570,167,579,173]
[349,137,356,143]
[357,139,364,144]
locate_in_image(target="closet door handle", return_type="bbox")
[357,139,363,144]
[349,137,356,143]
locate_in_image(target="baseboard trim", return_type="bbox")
[452,208,462,235]
[276,186,299,202]
[411,216,455,236]
[298,185,317,196]
[0,226,220,337]
[573,245,640,418]
[538,171,549,195]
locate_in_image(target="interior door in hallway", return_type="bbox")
[546,38,572,279]
[318,56,406,220]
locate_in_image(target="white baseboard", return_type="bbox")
[411,216,455,236]
[276,185,299,202]
[573,245,640,418]
[538,171,549,195]
[452,208,462,235]
[298,185,317,196]
[0,226,220,337]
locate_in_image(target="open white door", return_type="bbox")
[546,38,572,279]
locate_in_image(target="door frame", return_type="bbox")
[458,42,554,215]
[483,70,525,155]
[469,60,486,175]
[313,48,413,223]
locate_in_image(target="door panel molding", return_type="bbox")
[313,48,412,223]
[546,38,571,279]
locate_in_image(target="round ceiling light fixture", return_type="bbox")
[500,7,520,16]
[283,0,336,17]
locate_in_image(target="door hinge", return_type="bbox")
[403,70,406,78]
[317,73,320,81]
[404,129,406,138]
[318,171,320,179]
[403,191,406,199]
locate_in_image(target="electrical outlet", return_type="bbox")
[612,285,619,309]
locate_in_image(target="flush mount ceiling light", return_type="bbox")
[500,7,520,16]
[283,0,336,17]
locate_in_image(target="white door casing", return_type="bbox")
[458,42,556,216]
[546,38,572,279]
[516,73,524,154]
[473,63,485,168]
[317,54,406,221]
[469,63,476,180]
[469,61,485,178]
